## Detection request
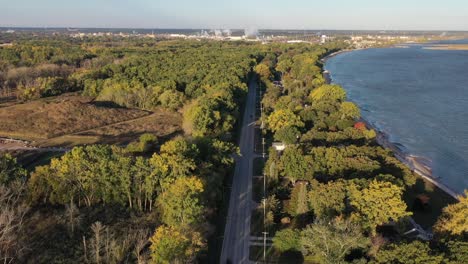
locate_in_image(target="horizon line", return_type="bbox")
[1,26,468,33]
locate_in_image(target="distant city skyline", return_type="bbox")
[1,0,468,31]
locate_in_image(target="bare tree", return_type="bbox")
[0,182,29,264]
[83,236,88,263]
[63,199,81,236]
[90,221,105,264]
[106,232,130,263]
[85,223,151,263]
[133,229,150,264]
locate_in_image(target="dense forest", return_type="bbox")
[0,35,466,264]
[254,43,468,263]
[0,37,267,263]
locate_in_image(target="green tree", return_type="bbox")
[349,180,411,235]
[200,138,238,167]
[309,180,347,219]
[183,96,235,137]
[272,229,301,252]
[139,133,158,151]
[126,133,158,153]
[373,241,444,264]
[301,218,369,264]
[159,89,185,110]
[0,154,26,185]
[280,146,311,183]
[274,126,300,144]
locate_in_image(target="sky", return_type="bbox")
[1,0,468,30]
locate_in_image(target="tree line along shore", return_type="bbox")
[322,49,462,201]
[252,43,467,263]
[323,46,464,201]
[0,35,466,263]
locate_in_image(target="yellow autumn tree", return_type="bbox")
[349,180,412,235]
[254,63,272,80]
[310,84,346,102]
[434,190,468,236]
[267,109,304,132]
[339,101,361,120]
[149,225,204,264]
[158,176,204,228]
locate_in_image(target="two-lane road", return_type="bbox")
[220,78,257,263]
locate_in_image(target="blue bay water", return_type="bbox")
[325,44,468,194]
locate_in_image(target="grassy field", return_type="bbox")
[0,94,182,147]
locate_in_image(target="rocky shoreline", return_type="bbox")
[361,119,460,200]
[323,51,461,200]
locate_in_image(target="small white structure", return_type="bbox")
[272,142,286,152]
[321,35,328,44]
[287,40,305,43]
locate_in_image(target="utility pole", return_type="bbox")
[262,137,265,159]
[262,197,266,228]
[262,231,269,262]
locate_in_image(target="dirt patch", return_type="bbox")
[39,109,183,147]
[0,94,150,140]
[80,110,181,144]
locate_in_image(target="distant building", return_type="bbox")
[351,36,363,41]
[169,34,187,38]
[228,36,243,41]
[321,35,328,43]
[287,40,305,43]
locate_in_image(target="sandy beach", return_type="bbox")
[423,44,468,50]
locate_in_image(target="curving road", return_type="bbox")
[220,78,257,264]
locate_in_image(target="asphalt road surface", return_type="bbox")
[220,78,257,264]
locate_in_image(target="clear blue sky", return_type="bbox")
[1,0,467,30]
